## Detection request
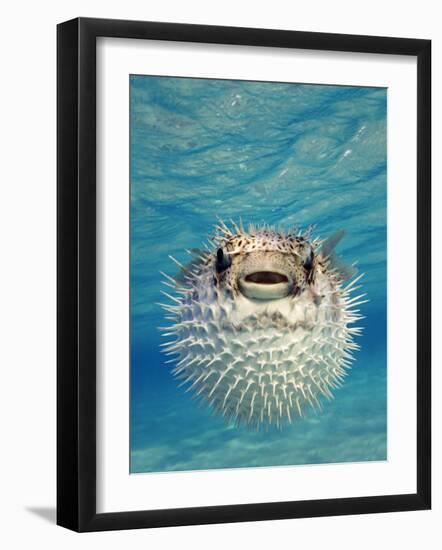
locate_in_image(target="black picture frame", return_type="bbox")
[57,17,431,532]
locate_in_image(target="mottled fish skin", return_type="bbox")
[160,221,366,429]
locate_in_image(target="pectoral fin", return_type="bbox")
[321,230,358,281]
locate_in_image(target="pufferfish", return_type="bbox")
[159,221,366,429]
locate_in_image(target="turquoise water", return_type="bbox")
[130,75,387,474]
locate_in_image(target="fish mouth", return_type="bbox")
[239,271,293,300]
[244,271,289,285]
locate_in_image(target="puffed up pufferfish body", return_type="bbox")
[159,221,366,429]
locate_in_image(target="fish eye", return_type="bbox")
[216,248,231,273]
[303,249,314,270]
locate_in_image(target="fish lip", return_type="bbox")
[244,271,289,285]
[238,271,294,300]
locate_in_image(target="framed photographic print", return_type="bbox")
[57,17,431,532]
